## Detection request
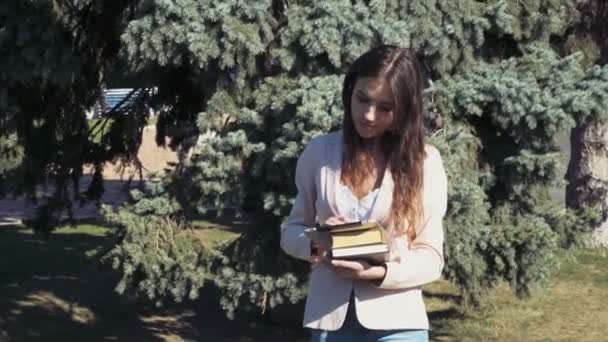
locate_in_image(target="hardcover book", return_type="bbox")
[316,220,389,263]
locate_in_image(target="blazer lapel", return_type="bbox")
[324,131,343,216]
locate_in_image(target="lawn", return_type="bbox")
[0,222,302,342]
[425,248,608,341]
[0,221,606,341]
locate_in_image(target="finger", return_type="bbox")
[324,217,340,225]
[331,259,356,269]
[331,216,347,224]
[325,215,348,225]
[351,259,370,268]
[330,259,345,267]
[336,266,366,279]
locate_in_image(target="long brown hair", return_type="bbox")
[341,45,427,240]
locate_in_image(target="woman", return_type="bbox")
[280,45,448,342]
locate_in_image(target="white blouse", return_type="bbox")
[336,183,381,222]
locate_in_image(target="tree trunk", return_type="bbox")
[566,120,608,246]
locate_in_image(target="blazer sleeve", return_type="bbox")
[280,139,319,261]
[375,146,448,290]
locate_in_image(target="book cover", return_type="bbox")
[331,228,385,249]
[316,220,380,233]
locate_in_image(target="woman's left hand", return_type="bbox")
[330,259,387,281]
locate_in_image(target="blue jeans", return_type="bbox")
[311,328,429,342]
[310,296,429,342]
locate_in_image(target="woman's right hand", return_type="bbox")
[308,215,348,267]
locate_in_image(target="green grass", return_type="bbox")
[88,118,115,143]
[147,115,158,127]
[192,218,241,246]
[1,220,606,341]
[0,221,303,341]
[425,248,608,341]
[88,116,157,143]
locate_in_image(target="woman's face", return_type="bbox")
[350,77,395,140]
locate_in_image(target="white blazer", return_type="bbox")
[280,130,448,331]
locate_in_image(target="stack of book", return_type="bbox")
[318,221,389,263]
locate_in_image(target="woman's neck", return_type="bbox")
[359,136,386,161]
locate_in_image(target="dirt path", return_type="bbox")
[0,127,177,225]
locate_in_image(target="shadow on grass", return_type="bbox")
[423,288,465,341]
[0,224,164,341]
[191,212,255,233]
[0,224,310,342]
[0,220,469,342]
[423,291,460,303]
[428,307,465,341]
[189,284,309,342]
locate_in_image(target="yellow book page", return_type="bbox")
[331,229,384,249]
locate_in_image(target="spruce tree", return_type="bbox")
[4,0,608,320]
[101,0,608,317]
